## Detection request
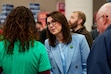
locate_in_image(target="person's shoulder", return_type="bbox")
[71,33,87,45]
[34,40,44,46]
[98,29,111,41]
[104,29,111,36]
[94,29,111,42]
[72,33,85,38]
[33,40,46,49]
[33,40,47,51]
[71,33,85,40]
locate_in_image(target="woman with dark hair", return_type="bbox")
[0,6,51,74]
[45,11,90,74]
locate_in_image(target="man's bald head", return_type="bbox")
[96,2,111,34]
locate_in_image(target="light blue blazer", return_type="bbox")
[45,33,90,74]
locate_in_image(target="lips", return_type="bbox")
[50,29,56,32]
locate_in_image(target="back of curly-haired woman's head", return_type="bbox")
[3,6,39,54]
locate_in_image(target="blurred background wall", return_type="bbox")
[0,0,64,12]
[0,0,107,31]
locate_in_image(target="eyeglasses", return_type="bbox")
[96,15,104,23]
[47,20,57,27]
[96,15,108,23]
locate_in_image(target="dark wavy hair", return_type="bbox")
[3,6,39,54]
[46,11,72,47]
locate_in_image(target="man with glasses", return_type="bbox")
[87,2,111,74]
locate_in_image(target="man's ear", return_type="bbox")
[103,15,108,26]
[78,19,82,25]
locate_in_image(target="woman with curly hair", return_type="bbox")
[0,6,51,74]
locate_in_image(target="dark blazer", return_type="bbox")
[87,25,111,74]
